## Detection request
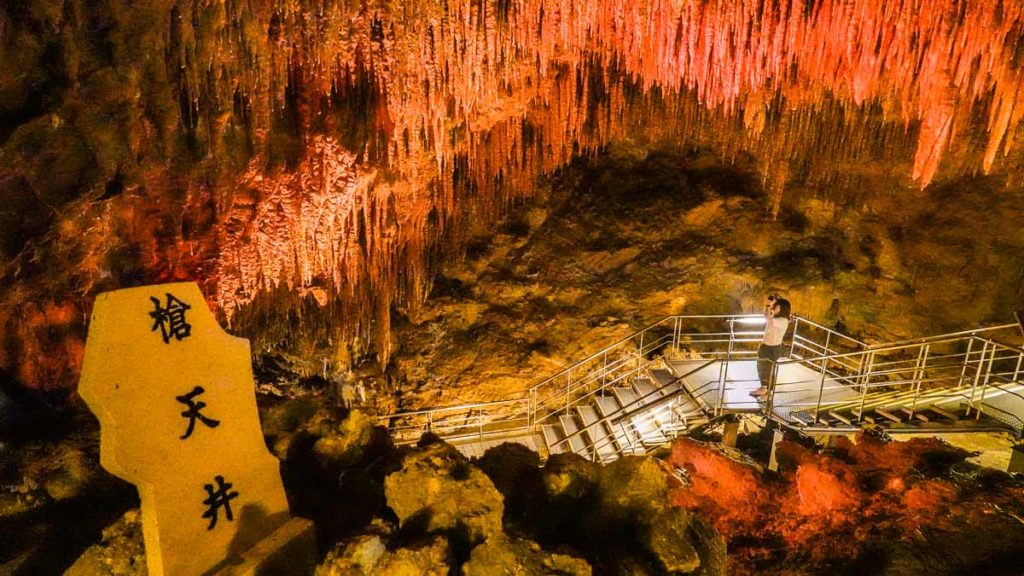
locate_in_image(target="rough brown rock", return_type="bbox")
[383,441,504,544]
[317,534,450,576]
[593,456,703,573]
[595,456,671,519]
[541,453,600,502]
[688,514,728,576]
[462,536,592,576]
[640,508,701,574]
[476,442,542,499]
[313,409,380,469]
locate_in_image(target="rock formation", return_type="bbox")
[3,0,1024,395]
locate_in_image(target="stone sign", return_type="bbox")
[79,282,292,576]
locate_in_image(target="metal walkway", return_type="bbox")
[381,314,1024,462]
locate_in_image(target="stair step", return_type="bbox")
[612,387,668,445]
[828,410,853,426]
[650,368,676,388]
[576,405,618,461]
[875,408,903,423]
[633,413,670,446]
[927,405,960,421]
[899,407,929,422]
[559,414,590,456]
[633,379,661,402]
[595,395,623,417]
[612,386,641,410]
[596,396,643,454]
[541,424,567,455]
[790,411,814,426]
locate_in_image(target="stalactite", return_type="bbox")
[2,0,1024,390]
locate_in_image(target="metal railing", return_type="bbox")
[381,312,1024,448]
[762,332,1024,437]
[380,312,858,444]
[544,360,715,461]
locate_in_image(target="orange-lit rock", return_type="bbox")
[3,0,1024,392]
[667,433,1024,573]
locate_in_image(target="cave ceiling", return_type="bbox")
[1,0,1023,393]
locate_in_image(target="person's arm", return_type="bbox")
[765,294,776,320]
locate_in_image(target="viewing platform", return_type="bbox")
[381,314,1024,463]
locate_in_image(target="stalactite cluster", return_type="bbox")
[1,0,1023,391]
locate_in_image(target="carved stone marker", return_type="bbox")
[79,282,292,576]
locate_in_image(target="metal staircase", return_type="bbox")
[541,365,710,462]
[381,314,1024,461]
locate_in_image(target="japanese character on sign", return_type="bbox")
[150,293,192,343]
[202,475,239,530]
[176,386,220,440]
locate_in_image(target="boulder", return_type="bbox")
[688,515,727,576]
[260,396,330,459]
[639,508,700,574]
[317,534,450,576]
[313,409,381,469]
[463,536,592,576]
[476,442,546,530]
[592,456,708,574]
[595,456,670,520]
[384,441,503,544]
[542,453,600,502]
[476,442,542,499]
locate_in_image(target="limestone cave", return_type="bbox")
[2,1,1024,574]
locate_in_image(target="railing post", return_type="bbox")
[637,329,646,371]
[856,352,874,422]
[766,361,779,418]
[908,344,929,419]
[959,337,976,387]
[821,331,832,364]
[1013,350,1023,383]
[529,387,537,429]
[673,316,682,352]
[717,327,734,417]
[790,316,800,357]
[565,370,572,414]
[812,354,828,424]
[601,350,608,388]
[976,343,998,420]
[968,341,990,415]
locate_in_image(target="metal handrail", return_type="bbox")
[381,312,1024,447]
[547,360,714,453]
[866,323,1021,349]
[791,314,868,348]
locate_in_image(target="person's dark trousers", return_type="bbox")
[757,343,783,390]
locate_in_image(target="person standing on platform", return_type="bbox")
[752,294,791,398]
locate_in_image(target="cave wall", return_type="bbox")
[2,0,1023,395]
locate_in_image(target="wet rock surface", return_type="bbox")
[475,449,715,574]
[0,411,137,574]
